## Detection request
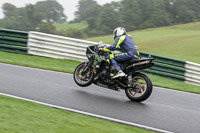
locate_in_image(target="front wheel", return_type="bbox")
[125,73,153,102]
[73,62,94,87]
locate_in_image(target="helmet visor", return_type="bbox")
[113,29,117,41]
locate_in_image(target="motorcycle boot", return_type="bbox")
[112,70,125,79]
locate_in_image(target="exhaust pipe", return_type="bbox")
[126,60,151,69]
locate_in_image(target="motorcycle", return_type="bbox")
[73,42,154,102]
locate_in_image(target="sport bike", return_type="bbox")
[73,42,154,102]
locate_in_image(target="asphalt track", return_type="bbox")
[0,63,200,133]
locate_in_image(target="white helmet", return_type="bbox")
[113,27,126,40]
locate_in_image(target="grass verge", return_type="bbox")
[86,22,200,64]
[0,51,200,94]
[148,75,200,94]
[0,95,154,133]
[54,22,88,31]
[0,51,80,73]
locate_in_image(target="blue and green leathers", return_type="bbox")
[104,35,140,72]
[104,35,138,52]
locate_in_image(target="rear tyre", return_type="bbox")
[73,62,94,87]
[125,73,153,102]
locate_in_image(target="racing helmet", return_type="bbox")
[113,27,126,40]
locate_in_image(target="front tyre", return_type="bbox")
[125,73,153,102]
[73,62,94,87]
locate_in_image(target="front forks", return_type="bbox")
[81,62,90,75]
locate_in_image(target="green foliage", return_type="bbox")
[54,22,88,38]
[96,3,122,34]
[177,5,196,23]
[0,15,35,31]
[0,0,66,33]
[73,0,200,36]
[121,0,142,30]
[2,3,17,17]
[36,22,56,34]
[84,3,101,29]
[148,0,172,27]
[58,28,87,38]
[74,0,97,23]
[0,3,34,31]
[34,0,67,23]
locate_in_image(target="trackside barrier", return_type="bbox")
[28,31,97,61]
[139,52,200,86]
[0,29,28,54]
[27,31,200,86]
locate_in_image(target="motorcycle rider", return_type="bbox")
[99,27,140,78]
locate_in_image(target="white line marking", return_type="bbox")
[0,92,174,133]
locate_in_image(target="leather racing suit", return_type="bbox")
[103,35,140,72]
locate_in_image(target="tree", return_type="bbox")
[34,0,67,23]
[164,0,178,24]
[140,0,172,28]
[138,0,154,28]
[0,0,67,31]
[121,0,142,30]
[58,28,86,38]
[36,22,56,34]
[2,3,17,17]
[152,0,172,26]
[96,3,122,35]
[25,4,41,28]
[1,3,34,31]
[177,5,196,23]
[0,15,35,31]
[74,0,97,22]
[83,2,101,30]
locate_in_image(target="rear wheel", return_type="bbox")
[73,62,94,87]
[125,73,153,102]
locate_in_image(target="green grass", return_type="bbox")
[0,51,80,73]
[0,95,154,133]
[148,75,200,94]
[54,22,88,31]
[86,22,200,64]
